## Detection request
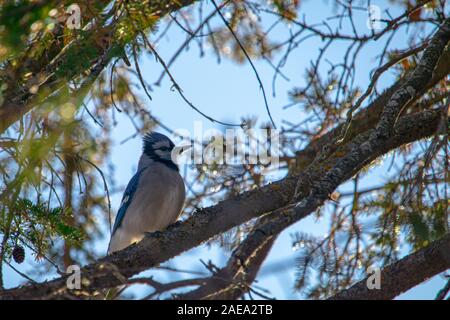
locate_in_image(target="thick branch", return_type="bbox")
[291,41,450,174]
[138,19,450,300]
[177,105,450,300]
[176,231,277,300]
[188,31,450,300]
[1,19,448,298]
[0,106,445,299]
[329,233,450,300]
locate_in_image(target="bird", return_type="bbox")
[107,131,188,254]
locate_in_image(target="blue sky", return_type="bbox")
[4,0,448,299]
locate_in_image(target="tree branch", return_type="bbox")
[1,105,446,299]
[175,228,277,300]
[329,233,450,300]
[290,41,450,174]
[1,18,448,299]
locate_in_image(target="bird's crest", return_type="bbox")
[142,131,178,171]
[143,132,173,153]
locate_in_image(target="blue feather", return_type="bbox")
[111,167,146,235]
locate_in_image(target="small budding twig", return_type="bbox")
[211,0,277,129]
[336,41,428,144]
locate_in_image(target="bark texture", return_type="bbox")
[329,233,450,300]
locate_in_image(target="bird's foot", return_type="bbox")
[144,230,164,238]
[167,220,182,230]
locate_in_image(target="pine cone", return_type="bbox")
[12,245,25,264]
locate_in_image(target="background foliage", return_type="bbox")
[0,0,449,299]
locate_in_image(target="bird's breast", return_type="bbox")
[120,163,186,235]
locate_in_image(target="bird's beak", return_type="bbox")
[179,144,192,153]
[172,144,192,158]
[171,144,192,164]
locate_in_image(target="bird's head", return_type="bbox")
[142,132,191,170]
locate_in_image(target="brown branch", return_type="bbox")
[167,19,450,300]
[178,105,450,300]
[290,41,450,174]
[1,19,448,299]
[126,277,208,299]
[376,19,450,135]
[329,233,450,300]
[176,231,277,300]
[337,41,429,143]
[1,105,445,300]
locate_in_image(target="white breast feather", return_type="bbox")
[108,162,185,253]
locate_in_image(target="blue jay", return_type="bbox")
[108,132,187,254]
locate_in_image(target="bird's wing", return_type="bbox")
[111,167,147,235]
